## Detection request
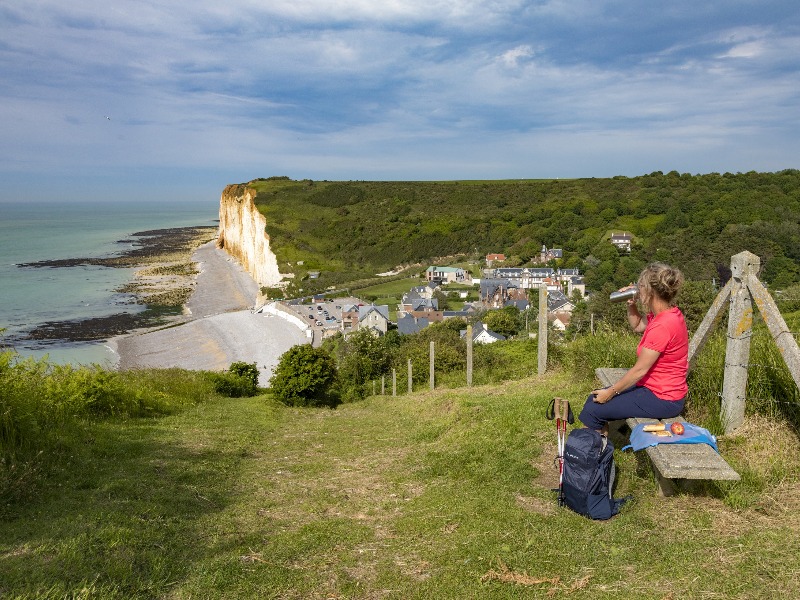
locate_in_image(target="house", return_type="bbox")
[539,245,563,263]
[399,289,439,316]
[406,283,437,300]
[425,266,470,284]
[442,309,473,320]
[567,275,586,298]
[485,266,584,297]
[358,304,390,335]
[406,310,444,322]
[481,279,528,309]
[460,322,506,344]
[486,253,506,266]
[610,232,632,252]
[549,314,570,331]
[547,290,575,314]
[397,314,430,336]
[340,304,361,332]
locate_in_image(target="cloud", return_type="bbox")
[498,45,534,68]
[0,0,799,200]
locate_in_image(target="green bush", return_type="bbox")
[269,345,338,407]
[205,372,255,398]
[229,361,260,390]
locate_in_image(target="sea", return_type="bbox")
[0,200,219,367]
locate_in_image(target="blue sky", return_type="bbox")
[1,1,799,202]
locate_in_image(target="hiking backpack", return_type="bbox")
[561,428,627,520]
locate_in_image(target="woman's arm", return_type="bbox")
[627,299,646,333]
[591,347,661,404]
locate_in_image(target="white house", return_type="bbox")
[610,232,632,252]
[426,266,470,284]
[460,322,506,344]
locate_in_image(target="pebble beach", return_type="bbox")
[111,242,308,386]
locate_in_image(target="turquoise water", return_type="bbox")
[0,200,218,366]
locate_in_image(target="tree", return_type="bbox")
[432,289,450,311]
[398,320,466,382]
[483,306,521,338]
[335,328,398,401]
[270,345,338,407]
[674,280,717,333]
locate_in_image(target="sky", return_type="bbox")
[1,0,799,203]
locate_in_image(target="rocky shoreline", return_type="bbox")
[13,226,218,345]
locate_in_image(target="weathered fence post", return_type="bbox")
[408,359,413,395]
[381,375,385,395]
[429,341,435,390]
[721,251,759,433]
[747,274,800,390]
[392,369,397,397]
[466,324,473,387]
[373,380,376,396]
[538,285,548,375]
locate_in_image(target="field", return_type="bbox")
[2,367,799,599]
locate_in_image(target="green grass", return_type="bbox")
[2,369,799,599]
[353,277,423,297]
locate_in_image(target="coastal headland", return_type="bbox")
[111,185,306,385]
[14,185,309,384]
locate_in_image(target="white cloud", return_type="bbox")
[1,0,799,196]
[499,45,534,68]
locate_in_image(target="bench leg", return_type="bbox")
[655,472,677,497]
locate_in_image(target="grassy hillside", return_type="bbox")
[2,371,798,599]
[247,171,800,295]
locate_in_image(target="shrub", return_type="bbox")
[229,362,260,389]
[270,345,338,407]
[332,329,399,402]
[0,354,218,503]
[205,372,255,398]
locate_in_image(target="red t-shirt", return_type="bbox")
[636,306,688,401]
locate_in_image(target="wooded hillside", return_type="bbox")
[247,171,800,293]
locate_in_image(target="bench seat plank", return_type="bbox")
[594,368,740,493]
[626,416,740,480]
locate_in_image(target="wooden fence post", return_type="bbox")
[687,279,733,368]
[538,285,548,375]
[381,375,385,395]
[392,369,397,397]
[430,341,435,390]
[466,324,473,387]
[408,359,413,395]
[721,251,758,433]
[747,274,800,391]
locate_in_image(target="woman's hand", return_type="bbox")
[591,387,616,404]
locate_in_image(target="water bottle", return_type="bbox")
[609,286,638,303]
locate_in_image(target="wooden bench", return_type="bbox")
[595,368,740,496]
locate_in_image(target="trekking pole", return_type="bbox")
[547,397,574,506]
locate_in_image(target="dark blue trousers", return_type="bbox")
[579,385,685,430]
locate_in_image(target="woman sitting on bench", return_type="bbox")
[580,262,688,435]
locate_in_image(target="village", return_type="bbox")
[271,234,633,346]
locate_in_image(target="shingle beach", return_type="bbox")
[111,242,307,386]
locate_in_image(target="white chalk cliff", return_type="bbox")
[217,184,283,291]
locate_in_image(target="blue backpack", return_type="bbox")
[561,428,628,520]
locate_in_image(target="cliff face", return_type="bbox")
[217,184,283,290]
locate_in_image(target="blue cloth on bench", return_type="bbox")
[622,422,718,453]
